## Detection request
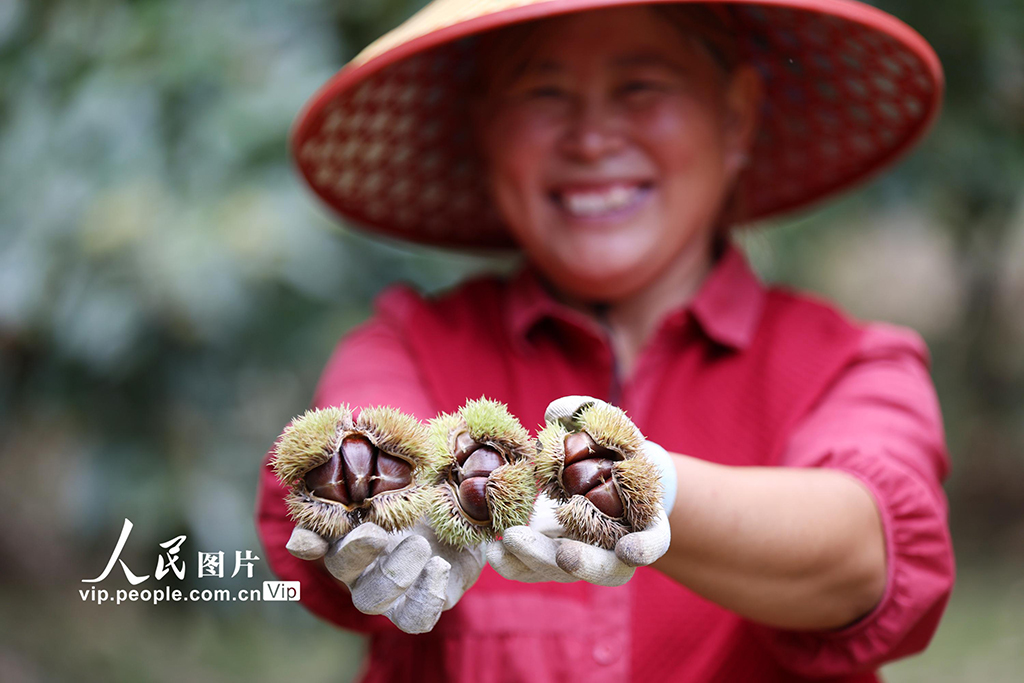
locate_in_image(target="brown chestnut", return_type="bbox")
[453,431,478,465]
[585,480,624,518]
[560,431,624,518]
[303,434,414,506]
[563,431,600,466]
[461,446,504,480]
[372,451,413,496]
[458,477,490,522]
[447,436,507,522]
[342,434,375,503]
[563,458,614,495]
[303,454,348,504]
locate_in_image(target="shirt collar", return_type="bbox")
[688,243,766,349]
[505,242,766,352]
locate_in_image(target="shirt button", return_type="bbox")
[592,642,619,665]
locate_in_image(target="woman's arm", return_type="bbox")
[654,323,953,639]
[656,456,886,630]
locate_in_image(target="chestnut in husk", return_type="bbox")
[270,405,437,540]
[535,402,661,549]
[425,397,537,548]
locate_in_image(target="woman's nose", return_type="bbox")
[558,97,625,162]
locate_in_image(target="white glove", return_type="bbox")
[488,396,675,587]
[487,493,671,586]
[286,520,485,634]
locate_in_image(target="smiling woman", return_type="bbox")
[468,5,761,314]
[260,2,955,682]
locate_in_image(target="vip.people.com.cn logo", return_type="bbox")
[80,518,299,605]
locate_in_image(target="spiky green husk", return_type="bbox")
[285,490,356,540]
[425,412,463,481]
[536,401,662,548]
[271,404,434,540]
[367,485,432,533]
[285,485,432,541]
[488,460,537,532]
[556,495,630,549]
[271,405,352,486]
[424,397,537,547]
[577,402,645,458]
[461,397,532,461]
[613,457,661,531]
[535,421,570,501]
[427,485,492,548]
[357,405,439,483]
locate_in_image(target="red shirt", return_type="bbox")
[256,244,954,682]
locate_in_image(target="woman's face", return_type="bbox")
[472,6,760,301]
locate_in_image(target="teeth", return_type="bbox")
[560,185,641,216]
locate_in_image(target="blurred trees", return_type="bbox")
[0,0,495,582]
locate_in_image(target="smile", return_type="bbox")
[549,182,654,221]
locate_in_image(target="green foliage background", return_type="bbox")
[0,0,1021,680]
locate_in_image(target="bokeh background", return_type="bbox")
[0,0,1021,680]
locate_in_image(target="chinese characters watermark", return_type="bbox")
[83,518,261,584]
[80,518,297,605]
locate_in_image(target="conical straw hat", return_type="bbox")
[291,0,943,250]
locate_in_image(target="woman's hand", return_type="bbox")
[489,395,676,586]
[487,492,670,586]
[286,520,485,634]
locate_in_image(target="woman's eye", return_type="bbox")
[620,80,662,94]
[526,86,568,99]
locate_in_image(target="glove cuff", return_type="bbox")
[643,441,677,516]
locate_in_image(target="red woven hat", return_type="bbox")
[291,0,943,250]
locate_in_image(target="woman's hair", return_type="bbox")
[470,5,741,92]
[654,4,742,74]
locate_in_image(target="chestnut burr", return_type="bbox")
[535,402,662,549]
[425,398,537,548]
[271,405,436,540]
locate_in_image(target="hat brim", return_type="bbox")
[291,0,943,250]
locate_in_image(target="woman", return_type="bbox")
[257,1,954,681]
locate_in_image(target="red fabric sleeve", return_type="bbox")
[753,322,955,676]
[254,292,439,633]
